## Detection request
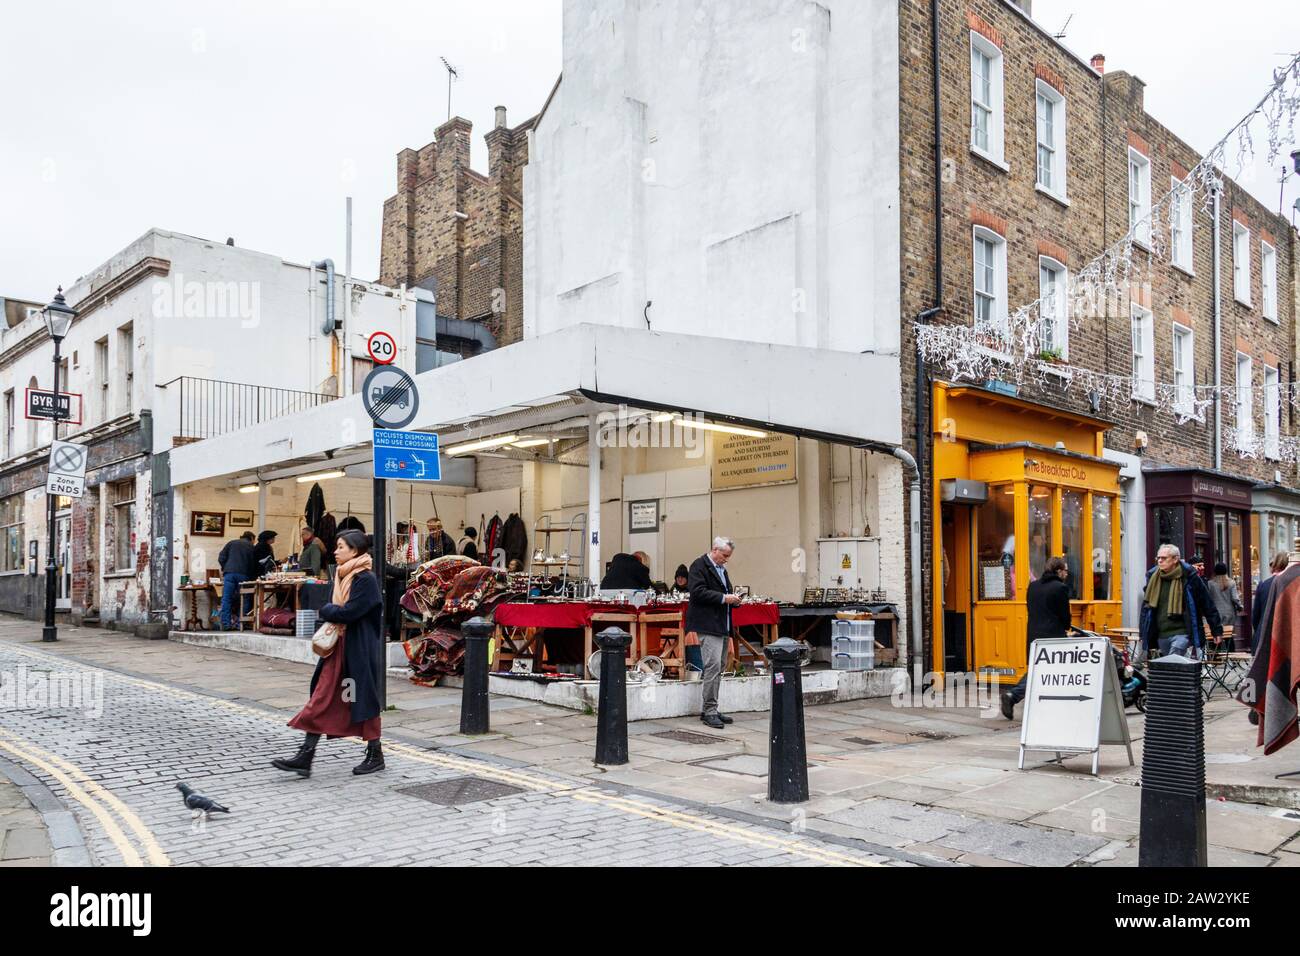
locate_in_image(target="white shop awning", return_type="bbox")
[168,323,902,485]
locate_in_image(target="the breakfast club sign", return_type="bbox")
[711,433,797,490]
[1027,458,1088,482]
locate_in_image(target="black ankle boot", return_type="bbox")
[352,740,385,776]
[272,733,319,777]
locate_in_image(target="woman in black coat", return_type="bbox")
[272,529,386,778]
[253,530,278,577]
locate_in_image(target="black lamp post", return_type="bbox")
[40,288,75,642]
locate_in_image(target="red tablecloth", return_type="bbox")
[492,601,779,629]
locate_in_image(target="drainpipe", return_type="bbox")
[344,197,354,395]
[891,447,923,670]
[313,259,336,337]
[1211,181,1223,470]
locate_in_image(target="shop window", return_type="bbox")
[1062,490,1084,598]
[1093,495,1114,600]
[976,486,1015,600]
[1028,485,1053,582]
[1229,513,1244,596]
[1155,506,1185,559]
[107,479,136,573]
[0,494,22,573]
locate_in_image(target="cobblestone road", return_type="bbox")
[0,634,902,867]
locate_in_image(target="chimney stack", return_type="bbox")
[495,105,508,129]
[1091,53,1106,75]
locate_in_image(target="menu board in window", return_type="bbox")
[980,561,1012,600]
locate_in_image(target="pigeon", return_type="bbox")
[176,782,230,816]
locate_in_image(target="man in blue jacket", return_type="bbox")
[217,531,257,630]
[1140,543,1223,659]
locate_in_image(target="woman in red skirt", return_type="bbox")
[272,529,386,777]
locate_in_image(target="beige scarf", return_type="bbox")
[1144,563,1185,617]
[331,553,373,635]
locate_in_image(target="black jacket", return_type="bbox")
[312,569,383,725]
[217,539,257,578]
[425,530,456,560]
[601,553,652,590]
[1025,575,1072,652]
[684,554,734,635]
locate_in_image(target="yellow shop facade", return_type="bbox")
[932,382,1122,684]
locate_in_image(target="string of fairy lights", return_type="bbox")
[916,52,1300,461]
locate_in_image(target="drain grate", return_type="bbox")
[844,737,882,747]
[397,776,525,807]
[651,730,727,745]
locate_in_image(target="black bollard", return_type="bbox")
[459,616,493,735]
[764,637,811,803]
[595,626,632,765]
[1139,654,1206,867]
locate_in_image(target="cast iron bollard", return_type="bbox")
[595,626,632,765]
[459,616,493,735]
[764,637,811,803]
[1139,654,1206,867]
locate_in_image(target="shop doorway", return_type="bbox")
[940,503,972,673]
[55,509,71,610]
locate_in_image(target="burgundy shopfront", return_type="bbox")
[1145,468,1253,647]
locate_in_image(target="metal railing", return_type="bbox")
[161,376,338,442]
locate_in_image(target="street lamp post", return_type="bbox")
[40,288,76,643]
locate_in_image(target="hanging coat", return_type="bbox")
[314,512,337,561]
[304,482,326,532]
[501,513,528,567]
[483,515,503,566]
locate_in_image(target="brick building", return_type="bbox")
[898,0,1299,676]
[379,106,537,353]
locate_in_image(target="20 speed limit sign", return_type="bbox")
[367,331,397,365]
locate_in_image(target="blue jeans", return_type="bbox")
[1158,633,1193,658]
[220,573,250,630]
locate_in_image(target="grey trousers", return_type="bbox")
[699,632,729,716]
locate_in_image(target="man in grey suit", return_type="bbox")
[685,536,741,729]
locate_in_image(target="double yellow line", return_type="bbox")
[0,642,878,867]
[0,729,169,867]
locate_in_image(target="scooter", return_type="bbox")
[1115,644,1147,712]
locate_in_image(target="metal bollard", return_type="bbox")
[595,626,632,765]
[764,637,811,803]
[459,616,493,735]
[1139,654,1206,867]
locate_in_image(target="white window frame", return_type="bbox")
[1172,323,1195,418]
[1131,302,1155,403]
[1128,148,1151,248]
[1170,175,1193,273]
[973,226,1008,338]
[1262,240,1278,322]
[1236,352,1254,447]
[1264,364,1280,459]
[1233,223,1251,306]
[1035,81,1067,201]
[2,389,11,460]
[969,33,1005,168]
[1038,256,1069,360]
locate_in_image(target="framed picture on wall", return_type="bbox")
[228,509,254,528]
[628,499,659,533]
[191,511,226,537]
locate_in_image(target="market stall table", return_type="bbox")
[491,600,781,677]
[177,582,219,631]
[245,577,327,633]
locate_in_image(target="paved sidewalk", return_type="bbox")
[5,616,1300,866]
[0,754,92,866]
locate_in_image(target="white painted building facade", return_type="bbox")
[0,229,412,626]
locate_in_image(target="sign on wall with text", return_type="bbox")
[710,432,797,491]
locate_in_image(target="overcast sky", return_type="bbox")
[2,1,1296,303]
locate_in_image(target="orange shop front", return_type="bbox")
[932,383,1122,684]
